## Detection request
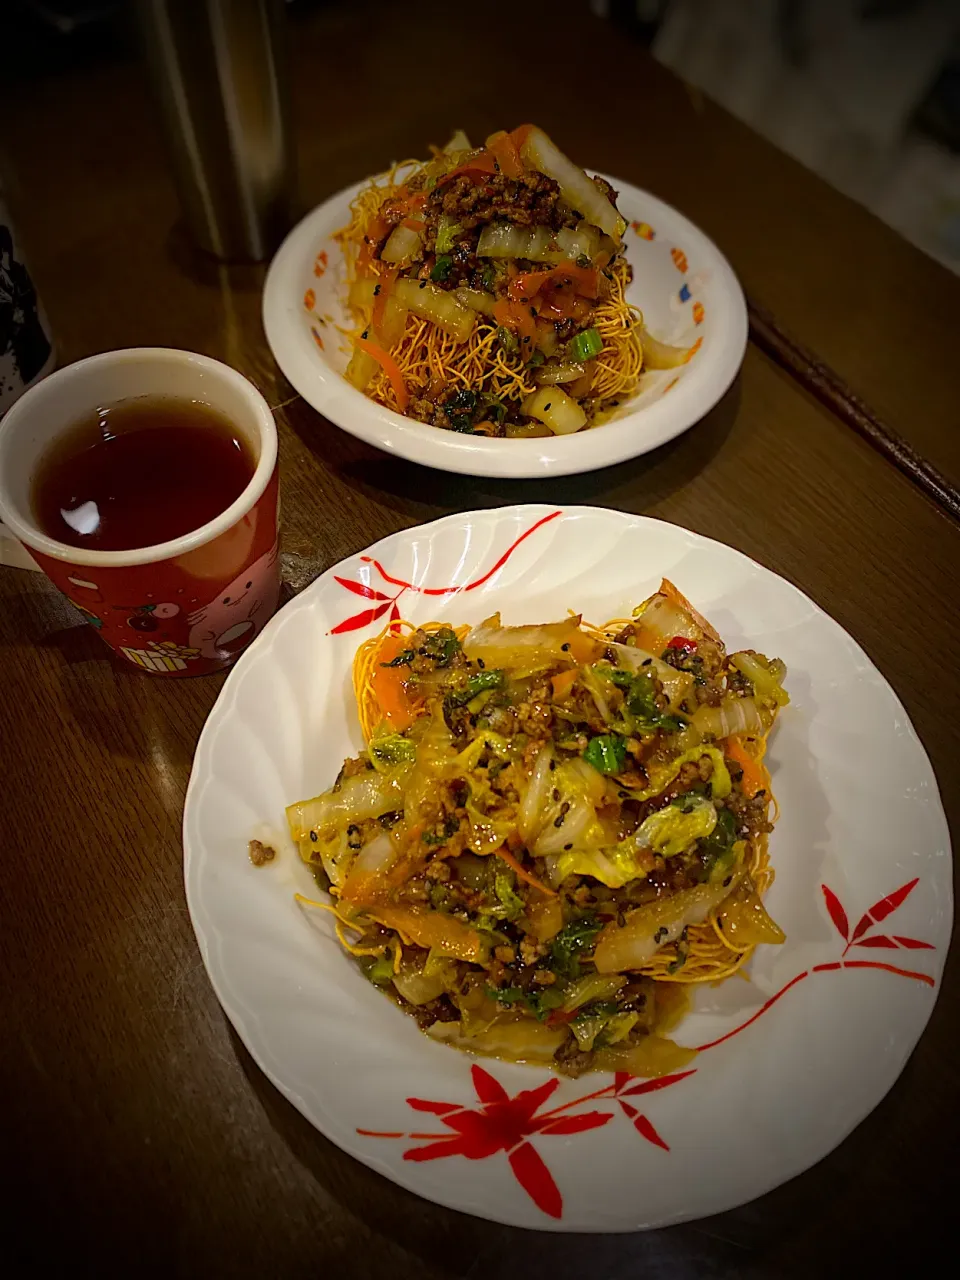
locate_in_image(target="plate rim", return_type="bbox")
[183,504,952,1231]
[262,176,748,478]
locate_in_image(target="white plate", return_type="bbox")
[183,506,951,1231]
[262,176,747,477]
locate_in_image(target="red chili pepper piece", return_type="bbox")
[666,636,698,653]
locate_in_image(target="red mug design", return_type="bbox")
[0,348,280,676]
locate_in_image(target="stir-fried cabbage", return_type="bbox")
[717,876,786,946]
[634,794,718,857]
[393,956,457,1006]
[476,220,605,265]
[477,223,558,261]
[529,758,617,858]
[381,223,422,265]
[519,127,626,241]
[547,795,717,889]
[693,696,764,739]
[561,973,626,1012]
[732,652,790,708]
[626,745,732,803]
[594,872,743,972]
[393,278,476,343]
[603,641,695,710]
[639,325,691,370]
[521,386,586,436]
[464,615,600,669]
[286,766,410,841]
[371,904,488,963]
[452,286,497,317]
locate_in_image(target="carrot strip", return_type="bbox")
[442,151,498,184]
[493,844,556,896]
[401,217,425,231]
[488,130,524,179]
[551,669,578,701]
[493,299,537,355]
[509,124,534,151]
[355,336,409,411]
[659,578,723,645]
[370,633,417,730]
[357,214,390,275]
[724,736,770,798]
[509,264,598,304]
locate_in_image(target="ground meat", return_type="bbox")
[248,839,275,867]
[426,859,452,882]
[483,705,518,736]
[396,876,430,904]
[427,171,577,236]
[554,1036,594,1078]
[334,755,373,787]
[724,789,775,838]
[726,666,752,694]
[410,996,460,1030]
[519,935,545,966]
[592,174,619,205]
[516,699,553,738]
[644,860,699,894]
[694,682,723,706]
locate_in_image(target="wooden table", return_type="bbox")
[2,2,957,1274]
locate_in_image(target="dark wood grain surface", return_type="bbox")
[1,2,956,1275]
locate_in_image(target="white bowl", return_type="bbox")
[263,176,747,477]
[183,506,951,1231]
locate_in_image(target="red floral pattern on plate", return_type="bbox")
[329,510,562,634]
[358,1063,697,1218]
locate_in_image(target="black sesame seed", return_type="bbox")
[561,643,570,652]
[309,830,318,842]
[564,842,573,851]
[477,658,485,668]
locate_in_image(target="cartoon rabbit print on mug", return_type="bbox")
[188,540,280,660]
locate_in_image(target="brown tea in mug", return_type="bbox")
[32,396,255,552]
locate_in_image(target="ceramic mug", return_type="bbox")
[0,348,280,675]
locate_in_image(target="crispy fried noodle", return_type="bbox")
[329,125,685,440]
[282,581,789,1078]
